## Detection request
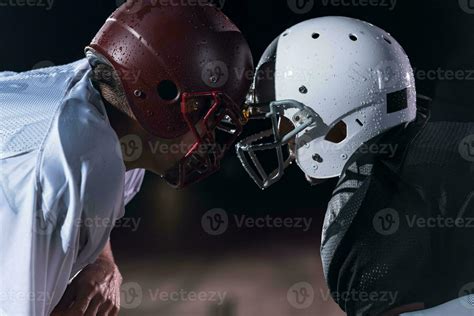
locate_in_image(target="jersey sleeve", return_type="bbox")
[38,65,126,269]
[124,169,146,205]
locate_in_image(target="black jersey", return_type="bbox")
[321,99,474,315]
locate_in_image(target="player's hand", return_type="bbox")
[51,257,123,316]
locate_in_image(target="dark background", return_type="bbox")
[1,1,473,314]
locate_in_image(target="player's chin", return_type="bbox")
[305,175,328,186]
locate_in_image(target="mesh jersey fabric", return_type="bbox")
[0,61,86,159]
[0,59,131,315]
[321,99,474,315]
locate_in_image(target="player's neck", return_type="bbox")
[102,99,178,176]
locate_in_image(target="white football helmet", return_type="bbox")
[236,16,417,189]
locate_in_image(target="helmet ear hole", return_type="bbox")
[349,34,358,41]
[325,120,347,143]
[157,80,179,101]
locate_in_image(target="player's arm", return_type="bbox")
[96,239,116,263]
[52,240,123,316]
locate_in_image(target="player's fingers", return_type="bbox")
[53,285,77,312]
[84,295,105,316]
[67,285,97,315]
[109,305,120,316]
[96,300,117,316]
[105,292,120,316]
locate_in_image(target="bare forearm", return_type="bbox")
[98,239,115,263]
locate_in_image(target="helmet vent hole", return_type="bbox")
[312,33,320,39]
[349,34,358,41]
[283,32,289,37]
[356,119,364,127]
[325,120,347,144]
[383,36,392,44]
[157,80,179,101]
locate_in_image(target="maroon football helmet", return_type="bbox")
[87,0,253,187]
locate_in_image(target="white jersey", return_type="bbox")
[0,59,144,315]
